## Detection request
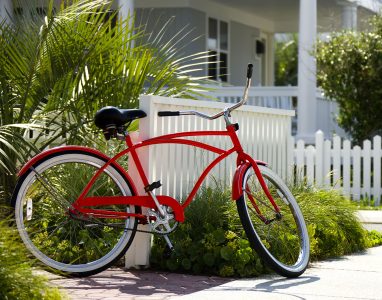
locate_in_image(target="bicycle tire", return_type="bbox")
[236,165,310,278]
[12,150,138,276]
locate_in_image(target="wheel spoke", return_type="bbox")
[237,165,309,277]
[14,152,137,275]
[31,167,72,209]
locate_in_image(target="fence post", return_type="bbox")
[125,95,154,269]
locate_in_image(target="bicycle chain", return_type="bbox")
[69,211,174,235]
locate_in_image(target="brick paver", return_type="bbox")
[50,269,233,300]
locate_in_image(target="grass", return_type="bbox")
[0,207,65,300]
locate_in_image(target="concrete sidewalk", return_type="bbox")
[358,210,382,232]
[51,246,382,300]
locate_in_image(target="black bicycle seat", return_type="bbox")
[94,106,147,129]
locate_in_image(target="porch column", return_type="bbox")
[338,1,358,30]
[118,0,134,20]
[297,0,317,143]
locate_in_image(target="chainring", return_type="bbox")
[146,207,178,234]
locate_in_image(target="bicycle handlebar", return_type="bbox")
[158,64,253,120]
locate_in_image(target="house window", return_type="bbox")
[208,18,229,82]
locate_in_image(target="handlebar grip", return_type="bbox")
[247,64,253,79]
[158,111,180,117]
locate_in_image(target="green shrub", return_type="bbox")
[150,187,266,277]
[0,216,64,300]
[366,230,382,247]
[150,184,374,277]
[294,185,369,260]
[316,15,382,143]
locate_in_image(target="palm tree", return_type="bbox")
[0,0,209,202]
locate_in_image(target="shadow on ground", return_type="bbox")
[51,268,234,299]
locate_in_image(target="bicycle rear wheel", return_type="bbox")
[12,150,138,276]
[236,165,309,278]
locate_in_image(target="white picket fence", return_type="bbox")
[135,95,295,198]
[125,95,295,268]
[295,131,381,205]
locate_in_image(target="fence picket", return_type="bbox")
[353,146,361,201]
[363,140,371,200]
[315,130,324,185]
[373,136,381,205]
[294,131,382,204]
[323,139,331,186]
[332,136,341,188]
[295,140,305,182]
[306,146,315,185]
[343,140,351,198]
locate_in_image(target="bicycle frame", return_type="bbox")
[69,122,281,222]
[17,64,281,224]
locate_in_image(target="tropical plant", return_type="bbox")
[0,0,209,202]
[316,15,382,144]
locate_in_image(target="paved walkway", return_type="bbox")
[51,246,382,300]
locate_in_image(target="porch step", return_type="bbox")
[357,210,382,232]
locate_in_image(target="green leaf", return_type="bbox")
[220,246,234,261]
[203,253,215,267]
[181,258,192,270]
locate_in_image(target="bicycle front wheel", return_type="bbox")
[236,165,310,278]
[12,150,138,276]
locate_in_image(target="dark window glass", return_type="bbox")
[220,21,228,50]
[208,50,217,80]
[219,52,228,82]
[207,18,228,82]
[208,18,217,49]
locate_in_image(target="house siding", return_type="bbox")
[230,21,261,86]
[135,7,207,78]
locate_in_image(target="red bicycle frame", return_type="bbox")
[67,123,281,222]
[16,64,281,225]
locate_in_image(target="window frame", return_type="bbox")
[207,16,230,83]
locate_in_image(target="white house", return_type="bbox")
[1,0,381,141]
[132,0,382,142]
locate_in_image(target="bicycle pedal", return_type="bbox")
[163,245,174,259]
[162,234,175,259]
[144,180,162,192]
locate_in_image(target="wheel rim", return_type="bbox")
[243,167,309,272]
[15,154,136,273]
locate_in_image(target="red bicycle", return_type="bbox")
[12,65,309,278]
